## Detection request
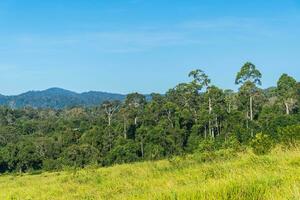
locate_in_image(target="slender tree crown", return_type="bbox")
[101,100,121,109]
[125,93,146,108]
[235,62,262,86]
[277,73,297,98]
[188,69,211,92]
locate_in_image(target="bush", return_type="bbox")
[43,159,62,171]
[194,139,217,163]
[197,139,216,153]
[222,135,242,151]
[144,144,165,160]
[194,151,216,163]
[251,133,273,155]
[105,141,139,165]
[62,144,100,168]
[278,125,300,148]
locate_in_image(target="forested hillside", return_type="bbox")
[0,88,126,109]
[0,62,299,173]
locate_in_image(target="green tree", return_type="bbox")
[16,141,43,173]
[136,126,149,158]
[62,144,100,168]
[101,100,120,126]
[278,125,300,147]
[224,89,236,114]
[205,86,227,138]
[106,139,139,165]
[125,93,146,126]
[189,69,211,115]
[189,69,213,136]
[277,74,298,115]
[235,62,262,122]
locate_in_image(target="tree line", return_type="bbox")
[0,62,299,173]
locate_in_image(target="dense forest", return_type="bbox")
[0,88,126,109]
[0,62,299,173]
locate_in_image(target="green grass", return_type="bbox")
[0,148,299,200]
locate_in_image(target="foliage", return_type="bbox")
[235,62,262,85]
[277,74,298,114]
[251,133,273,155]
[62,144,100,168]
[278,125,300,148]
[0,65,298,174]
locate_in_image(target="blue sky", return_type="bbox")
[0,0,300,95]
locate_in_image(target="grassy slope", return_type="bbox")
[0,149,299,200]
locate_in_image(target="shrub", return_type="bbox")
[62,144,100,168]
[278,125,300,148]
[197,139,216,153]
[105,141,139,165]
[144,144,165,160]
[251,133,273,155]
[223,135,242,151]
[43,159,62,171]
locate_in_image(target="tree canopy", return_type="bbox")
[0,63,299,173]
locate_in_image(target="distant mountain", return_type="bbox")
[0,88,126,109]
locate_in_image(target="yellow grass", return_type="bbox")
[0,148,299,200]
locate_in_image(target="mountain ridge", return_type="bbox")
[0,88,127,109]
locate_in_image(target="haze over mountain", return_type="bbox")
[0,88,126,109]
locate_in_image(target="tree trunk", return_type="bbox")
[134,117,138,126]
[215,117,219,136]
[141,141,144,158]
[209,97,212,114]
[250,96,253,121]
[123,117,127,139]
[211,122,214,138]
[108,116,111,126]
[246,112,249,129]
[285,102,290,115]
[219,121,222,136]
[228,103,231,113]
[209,97,213,138]
[209,120,212,138]
[108,128,112,151]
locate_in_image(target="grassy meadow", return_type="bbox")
[0,148,299,200]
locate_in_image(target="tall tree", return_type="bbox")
[277,74,297,115]
[136,126,148,158]
[235,62,262,121]
[188,69,212,136]
[188,69,211,93]
[101,100,120,126]
[125,93,146,126]
[224,89,236,114]
[162,102,179,128]
[203,86,226,138]
[119,107,129,139]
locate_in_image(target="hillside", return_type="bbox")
[0,88,126,109]
[0,148,299,200]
